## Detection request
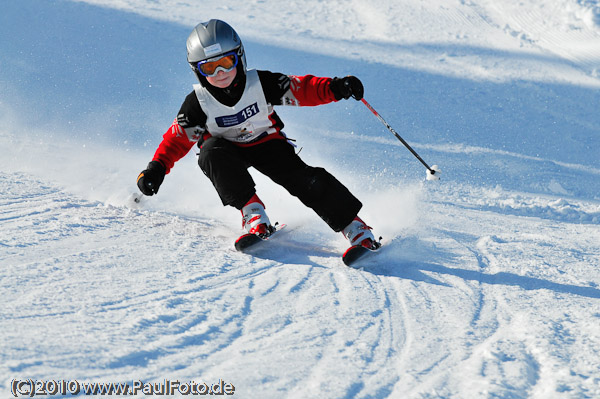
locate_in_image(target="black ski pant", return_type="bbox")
[198,137,362,232]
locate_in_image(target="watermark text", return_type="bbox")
[10,379,235,397]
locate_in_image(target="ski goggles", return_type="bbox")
[196,52,238,77]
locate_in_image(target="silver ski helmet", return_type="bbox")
[186,19,246,81]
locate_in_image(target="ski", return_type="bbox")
[234,223,285,252]
[342,241,382,267]
[235,222,381,266]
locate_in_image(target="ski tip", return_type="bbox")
[342,246,367,266]
[234,222,284,252]
[235,233,263,252]
[342,238,382,267]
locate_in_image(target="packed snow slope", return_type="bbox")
[1,0,600,398]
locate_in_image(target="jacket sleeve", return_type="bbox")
[258,70,338,107]
[287,74,338,106]
[152,91,207,174]
[152,119,197,174]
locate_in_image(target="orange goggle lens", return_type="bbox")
[197,52,238,77]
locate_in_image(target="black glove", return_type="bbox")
[137,161,166,196]
[330,76,364,101]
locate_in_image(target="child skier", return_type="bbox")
[137,19,379,256]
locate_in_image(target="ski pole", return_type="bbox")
[361,98,440,180]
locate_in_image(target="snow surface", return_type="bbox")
[1,0,600,398]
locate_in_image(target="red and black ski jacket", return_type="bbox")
[152,70,338,174]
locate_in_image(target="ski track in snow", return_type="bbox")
[1,172,410,397]
[2,0,600,397]
[2,170,599,398]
